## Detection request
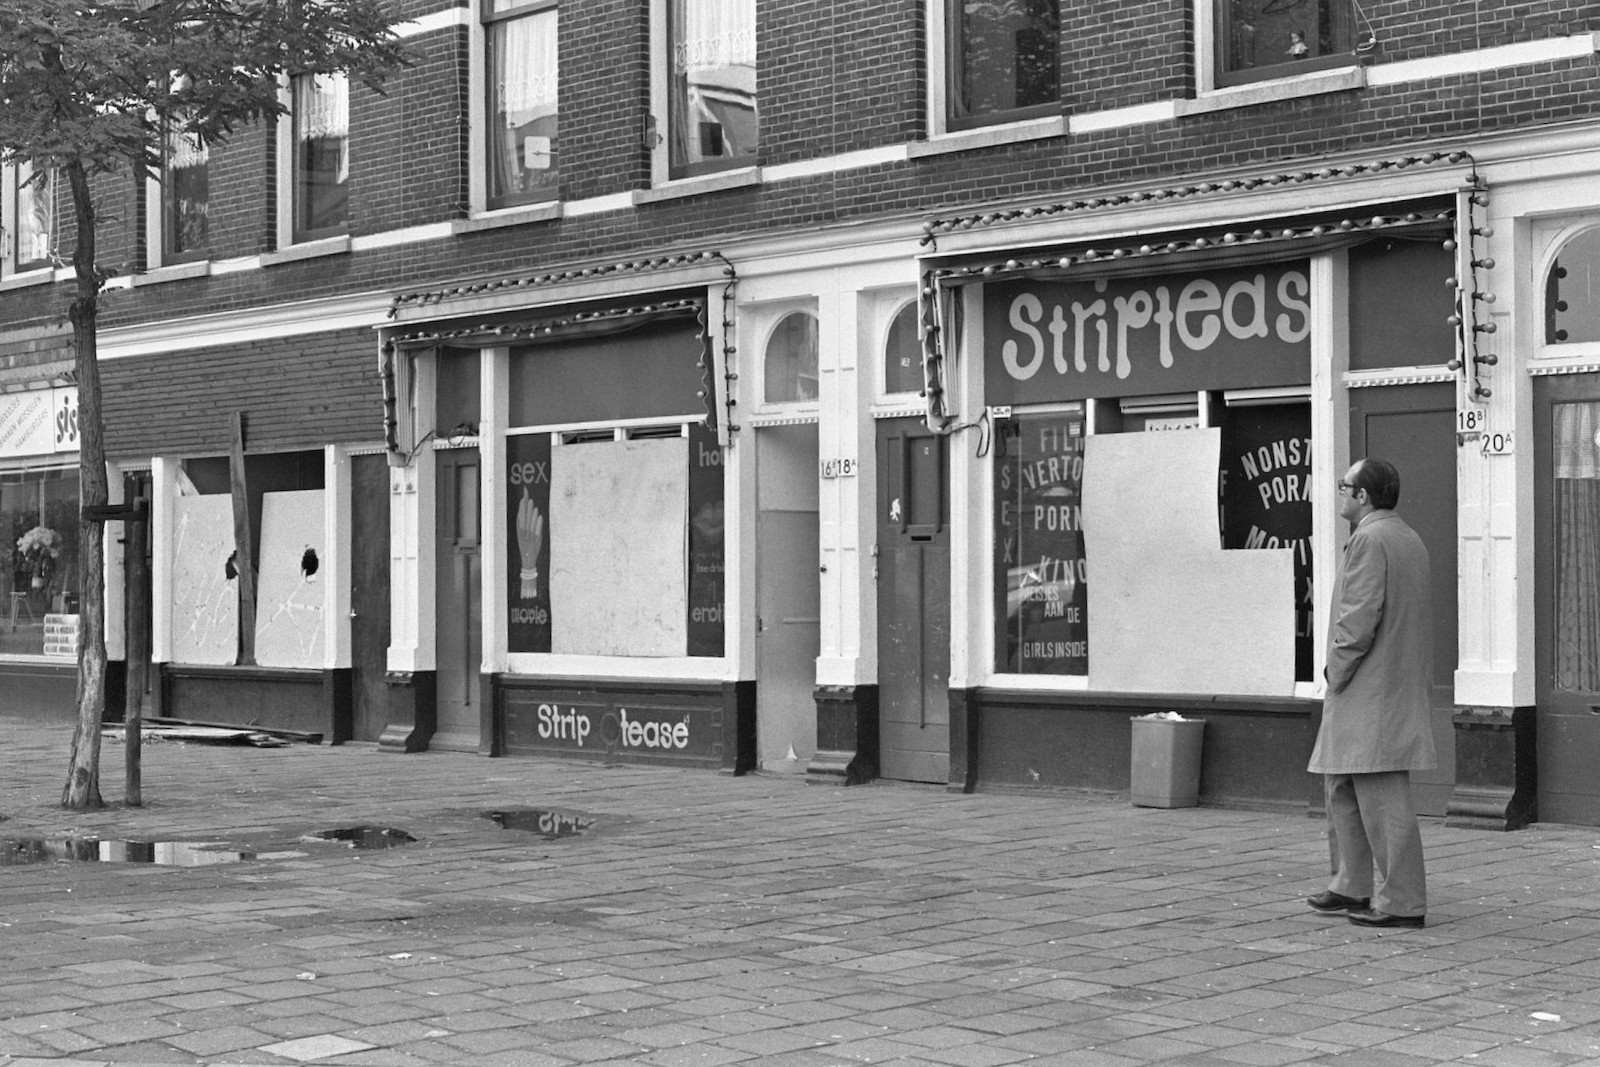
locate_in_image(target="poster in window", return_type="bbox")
[994,412,1087,674]
[686,423,725,657]
[506,433,552,653]
[1220,403,1312,681]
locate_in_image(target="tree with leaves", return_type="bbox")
[0,0,408,809]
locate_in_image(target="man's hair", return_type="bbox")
[1354,457,1401,509]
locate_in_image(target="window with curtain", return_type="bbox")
[487,0,559,208]
[1554,402,1600,691]
[947,0,1059,130]
[1215,0,1357,87]
[7,162,54,273]
[884,302,924,396]
[1546,225,1600,345]
[668,0,757,176]
[291,72,349,241]
[163,124,210,261]
[763,312,819,405]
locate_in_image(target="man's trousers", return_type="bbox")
[1324,771,1427,917]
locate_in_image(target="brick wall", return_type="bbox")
[100,328,383,460]
[562,0,649,199]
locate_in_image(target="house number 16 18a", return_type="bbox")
[820,458,856,479]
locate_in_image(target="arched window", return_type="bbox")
[764,311,818,404]
[1547,225,1600,345]
[884,301,923,395]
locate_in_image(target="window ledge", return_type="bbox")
[0,269,56,291]
[133,259,212,287]
[634,167,762,205]
[260,235,352,267]
[1179,66,1365,116]
[908,116,1068,158]
[453,201,563,234]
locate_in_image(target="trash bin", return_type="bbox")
[1130,714,1205,808]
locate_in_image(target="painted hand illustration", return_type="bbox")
[516,489,544,599]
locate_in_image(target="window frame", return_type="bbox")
[277,71,351,247]
[2,161,56,278]
[936,0,1061,134]
[652,0,759,182]
[1199,0,1360,93]
[761,309,821,408]
[479,0,560,212]
[158,120,211,266]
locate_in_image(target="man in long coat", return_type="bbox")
[1306,457,1436,928]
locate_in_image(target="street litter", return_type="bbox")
[1531,1012,1562,1022]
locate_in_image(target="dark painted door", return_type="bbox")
[435,447,482,751]
[876,419,950,784]
[1350,384,1457,816]
[350,454,391,743]
[1534,373,1600,825]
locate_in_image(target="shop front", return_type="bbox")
[381,275,749,767]
[0,372,82,714]
[921,197,1463,809]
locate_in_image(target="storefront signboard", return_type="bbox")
[0,386,77,460]
[502,692,717,762]
[984,262,1311,405]
[686,423,725,657]
[506,432,553,653]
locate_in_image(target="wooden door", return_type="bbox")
[1534,374,1600,825]
[1350,385,1457,815]
[755,424,821,769]
[434,447,482,751]
[876,419,950,784]
[349,454,391,743]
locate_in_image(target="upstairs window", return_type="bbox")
[1214,0,1358,88]
[3,162,54,275]
[162,124,209,262]
[486,0,559,208]
[668,0,757,177]
[946,0,1059,130]
[291,72,349,241]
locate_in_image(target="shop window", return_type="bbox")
[290,72,349,242]
[667,0,758,177]
[994,394,1312,685]
[944,0,1059,131]
[1546,225,1600,345]
[1210,0,1359,88]
[884,301,923,396]
[2,161,55,276]
[486,0,559,208]
[0,467,80,657]
[763,311,819,405]
[162,122,209,263]
[505,421,723,658]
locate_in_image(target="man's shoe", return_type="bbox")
[1307,890,1369,913]
[1347,908,1425,928]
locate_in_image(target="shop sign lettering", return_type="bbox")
[0,385,77,461]
[984,262,1311,404]
[526,700,697,752]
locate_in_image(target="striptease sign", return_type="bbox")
[984,262,1311,404]
[0,386,77,460]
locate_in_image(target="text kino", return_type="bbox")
[997,268,1310,385]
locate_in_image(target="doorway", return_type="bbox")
[349,454,391,742]
[434,447,482,751]
[876,418,950,784]
[1349,384,1458,815]
[755,424,821,770]
[1534,373,1600,825]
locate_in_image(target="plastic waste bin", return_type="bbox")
[1130,714,1205,808]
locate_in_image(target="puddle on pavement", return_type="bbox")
[299,827,418,850]
[0,838,307,867]
[484,809,593,839]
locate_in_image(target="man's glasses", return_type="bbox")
[1337,481,1360,494]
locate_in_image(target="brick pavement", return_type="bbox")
[1,712,1599,1067]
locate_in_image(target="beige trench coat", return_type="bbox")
[1308,510,1438,775]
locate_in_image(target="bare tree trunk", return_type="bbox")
[124,501,149,807]
[61,158,108,811]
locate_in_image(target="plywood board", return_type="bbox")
[170,494,237,665]
[550,438,687,656]
[1084,429,1295,696]
[254,490,327,668]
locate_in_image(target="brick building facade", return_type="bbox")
[3,0,1600,825]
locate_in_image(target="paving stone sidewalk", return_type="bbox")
[1,712,1599,1067]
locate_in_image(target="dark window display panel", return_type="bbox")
[0,467,80,657]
